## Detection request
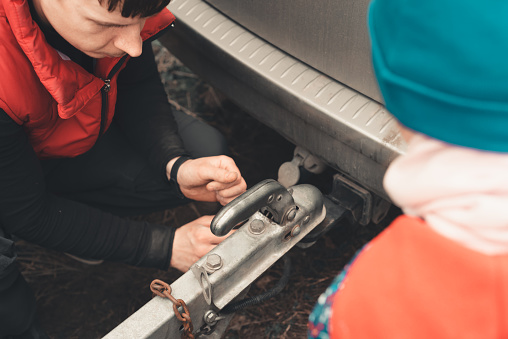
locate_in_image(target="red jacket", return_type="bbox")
[330,216,508,338]
[0,0,174,159]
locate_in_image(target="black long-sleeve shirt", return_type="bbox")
[0,6,186,270]
[0,112,175,269]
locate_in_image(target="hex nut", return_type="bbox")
[204,310,218,326]
[205,254,222,272]
[249,219,266,234]
[205,311,217,323]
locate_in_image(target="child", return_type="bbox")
[308,0,508,337]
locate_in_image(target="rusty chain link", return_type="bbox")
[150,279,194,339]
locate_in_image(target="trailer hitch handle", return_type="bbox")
[211,179,296,236]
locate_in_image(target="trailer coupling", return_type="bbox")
[104,179,350,339]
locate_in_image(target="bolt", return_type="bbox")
[303,215,310,224]
[206,311,216,322]
[288,188,294,195]
[205,254,222,272]
[249,219,266,234]
[287,208,297,221]
[267,195,274,203]
[291,225,301,237]
[204,310,218,325]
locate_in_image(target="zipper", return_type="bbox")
[96,54,128,140]
[98,78,111,138]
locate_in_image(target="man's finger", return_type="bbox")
[209,229,235,244]
[196,215,214,225]
[198,166,238,184]
[215,183,247,199]
[206,181,233,192]
[224,171,238,182]
[206,174,242,191]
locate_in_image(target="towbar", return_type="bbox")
[104,180,326,338]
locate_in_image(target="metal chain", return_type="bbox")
[150,279,194,339]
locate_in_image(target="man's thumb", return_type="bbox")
[224,171,238,182]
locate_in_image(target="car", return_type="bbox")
[159,0,406,224]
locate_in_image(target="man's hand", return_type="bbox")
[167,155,247,205]
[170,215,231,272]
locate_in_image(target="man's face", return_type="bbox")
[35,0,147,58]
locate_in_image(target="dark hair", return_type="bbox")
[99,0,171,18]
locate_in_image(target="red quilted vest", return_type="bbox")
[0,0,175,158]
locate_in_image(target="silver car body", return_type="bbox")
[160,0,405,200]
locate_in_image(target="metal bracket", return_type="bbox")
[297,196,348,248]
[192,265,214,306]
[328,174,390,225]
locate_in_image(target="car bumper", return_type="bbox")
[161,0,406,200]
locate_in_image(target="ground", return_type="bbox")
[15,42,394,338]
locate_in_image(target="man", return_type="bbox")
[0,0,247,337]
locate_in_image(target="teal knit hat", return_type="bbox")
[368,0,508,152]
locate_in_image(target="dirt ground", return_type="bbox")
[15,42,397,338]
